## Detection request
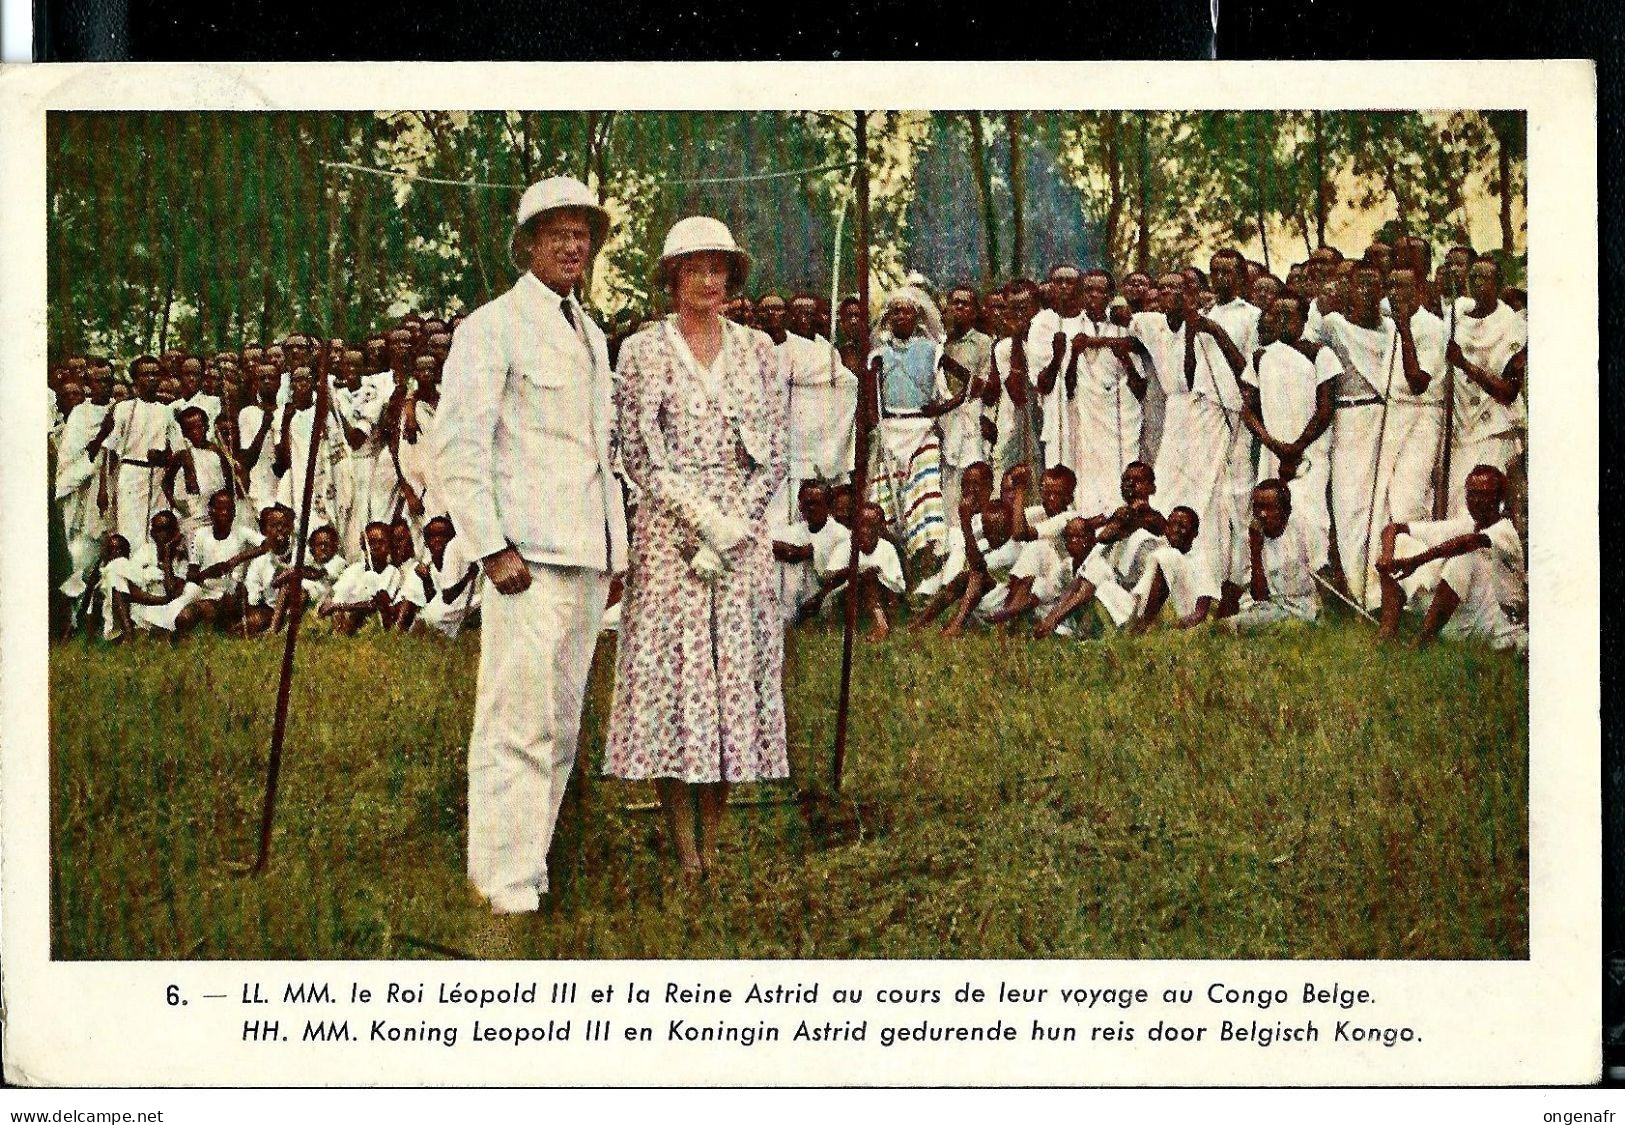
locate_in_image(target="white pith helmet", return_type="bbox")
[511,176,611,269]
[656,215,751,291]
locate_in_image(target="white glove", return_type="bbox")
[690,544,728,583]
[698,509,750,554]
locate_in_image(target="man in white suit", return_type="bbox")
[434,176,629,916]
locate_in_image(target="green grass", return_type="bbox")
[50,617,1527,960]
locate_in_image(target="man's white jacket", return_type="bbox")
[434,271,629,573]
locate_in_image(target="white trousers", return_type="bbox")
[467,562,609,913]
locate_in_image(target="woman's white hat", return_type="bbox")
[511,176,611,266]
[656,215,750,290]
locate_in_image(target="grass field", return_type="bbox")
[50,617,1527,960]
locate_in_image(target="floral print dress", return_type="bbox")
[603,316,789,784]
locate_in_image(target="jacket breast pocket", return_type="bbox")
[512,352,570,390]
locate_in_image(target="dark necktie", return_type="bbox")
[560,299,576,330]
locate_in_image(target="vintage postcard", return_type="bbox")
[0,60,1598,1086]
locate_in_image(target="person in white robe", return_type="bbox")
[1128,506,1219,632]
[1129,273,1206,521]
[236,365,285,523]
[162,406,235,544]
[118,510,203,635]
[241,506,296,635]
[327,348,385,553]
[55,366,114,601]
[766,295,859,533]
[1375,464,1525,652]
[394,354,449,540]
[320,521,401,634]
[1224,480,1320,632]
[984,464,1081,626]
[933,503,1021,637]
[936,287,995,521]
[814,502,906,641]
[1239,296,1337,572]
[410,516,483,639]
[1444,258,1527,516]
[1316,261,1397,606]
[1039,269,1145,519]
[771,480,849,624]
[93,358,177,552]
[93,535,142,640]
[1131,271,1252,612]
[273,367,347,535]
[1355,268,1451,605]
[1205,251,1263,371]
[1030,517,1111,637]
[985,280,1047,478]
[914,461,995,602]
[184,362,225,434]
[177,488,266,633]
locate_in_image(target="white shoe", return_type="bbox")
[486,889,541,915]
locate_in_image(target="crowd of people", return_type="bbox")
[47,231,1529,655]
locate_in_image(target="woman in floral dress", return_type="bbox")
[604,217,789,878]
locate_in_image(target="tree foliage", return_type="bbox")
[46,109,1525,359]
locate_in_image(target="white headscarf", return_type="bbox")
[873,284,945,346]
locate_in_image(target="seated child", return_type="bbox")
[412,515,483,639]
[319,521,400,635]
[1030,517,1103,638]
[116,510,201,638]
[241,505,296,636]
[1128,506,1218,632]
[915,462,994,600]
[176,488,266,635]
[1222,479,1320,632]
[812,501,905,641]
[260,521,347,633]
[772,480,850,624]
[384,519,419,631]
[940,500,1022,637]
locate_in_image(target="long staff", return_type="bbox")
[831,110,870,796]
[247,338,333,874]
[1435,293,1458,519]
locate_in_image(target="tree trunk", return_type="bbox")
[580,111,598,183]
[1006,111,1026,278]
[583,112,616,299]
[1498,136,1515,252]
[1102,113,1125,270]
[1136,114,1153,274]
[158,272,176,353]
[964,112,999,282]
[1312,110,1327,248]
[1253,114,1272,274]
